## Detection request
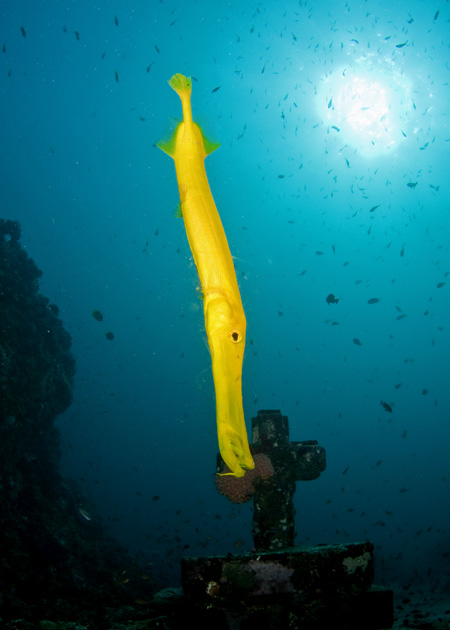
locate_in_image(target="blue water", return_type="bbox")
[1,0,449,590]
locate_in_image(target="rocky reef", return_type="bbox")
[0,220,153,627]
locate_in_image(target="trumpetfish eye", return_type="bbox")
[229,329,243,343]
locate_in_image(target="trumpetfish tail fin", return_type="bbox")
[168,73,192,98]
[156,74,220,159]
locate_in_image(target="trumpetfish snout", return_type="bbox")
[157,74,254,478]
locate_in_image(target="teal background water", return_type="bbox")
[1,0,449,589]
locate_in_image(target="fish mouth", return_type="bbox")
[210,329,254,478]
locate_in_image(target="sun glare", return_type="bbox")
[318,54,413,157]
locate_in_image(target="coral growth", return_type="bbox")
[215,452,274,503]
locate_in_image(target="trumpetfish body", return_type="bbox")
[157,74,254,478]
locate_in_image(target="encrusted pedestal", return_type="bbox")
[180,542,393,629]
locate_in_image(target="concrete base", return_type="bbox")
[179,541,394,629]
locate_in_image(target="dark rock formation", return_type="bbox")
[0,220,152,626]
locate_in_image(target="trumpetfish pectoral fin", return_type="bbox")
[156,73,254,478]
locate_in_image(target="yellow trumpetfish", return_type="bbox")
[157,74,254,478]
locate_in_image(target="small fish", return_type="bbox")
[380,400,393,413]
[146,62,155,73]
[20,26,26,38]
[211,86,221,93]
[367,297,380,304]
[433,9,440,21]
[407,182,417,188]
[437,282,445,288]
[353,338,362,346]
[114,15,119,26]
[74,30,80,40]
[395,41,408,48]
[369,205,380,213]
[326,293,339,305]
[92,309,103,321]
[115,576,129,585]
[331,125,340,132]
[328,97,333,109]
[114,70,119,82]
[154,44,160,53]
[105,331,115,340]
[152,495,160,501]
[78,507,92,521]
